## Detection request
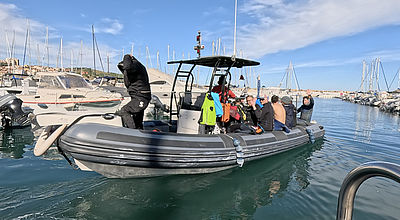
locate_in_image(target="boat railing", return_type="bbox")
[336,161,400,220]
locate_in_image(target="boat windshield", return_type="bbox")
[58,75,90,89]
[38,76,64,89]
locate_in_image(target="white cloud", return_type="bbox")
[203,6,228,17]
[96,18,123,35]
[238,0,400,58]
[0,3,122,73]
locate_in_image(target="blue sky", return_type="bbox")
[1,0,400,91]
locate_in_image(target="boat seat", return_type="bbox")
[180,93,205,111]
[143,120,170,132]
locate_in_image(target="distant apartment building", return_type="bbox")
[0,58,19,66]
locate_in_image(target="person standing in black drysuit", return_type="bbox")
[117,54,151,129]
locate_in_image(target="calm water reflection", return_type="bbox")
[0,98,399,219]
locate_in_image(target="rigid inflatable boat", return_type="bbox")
[57,116,324,178]
[35,56,325,178]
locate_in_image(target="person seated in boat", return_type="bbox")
[255,95,274,132]
[297,90,314,122]
[226,94,258,133]
[117,54,151,129]
[234,97,247,122]
[212,76,236,102]
[227,97,247,133]
[271,95,290,133]
[281,96,296,129]
[245,95,274,133]
[245,95,258,126]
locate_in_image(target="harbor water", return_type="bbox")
[0,98,399,219]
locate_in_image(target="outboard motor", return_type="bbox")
[151,94,169,113]
[0,94,31,128]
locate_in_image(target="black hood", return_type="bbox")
[118,54,151,100]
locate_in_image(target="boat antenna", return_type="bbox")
[194,31,204,58]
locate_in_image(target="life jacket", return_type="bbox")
[229,105,240,121]
[236,105,246,121]
[199,94,217,126]
[221,103,231,123]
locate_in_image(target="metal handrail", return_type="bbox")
[336,161,400,220]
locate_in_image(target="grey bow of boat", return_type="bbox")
[58,121,324,178]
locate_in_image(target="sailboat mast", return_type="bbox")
[5,31,12,73]
[212,41,215,56]
[376,58,380,91]
[146,46,152,68]
[60,37,63,71]
[11,30,15,73]
[398,68,400,90]
[233,0,238,57]
[360,60,366,92]
[27,20,32,68]
[22,20,29,75]
[36,44,40,65]
[157,50,160,70]
[80,40,83,75]
[368,61,373,92]
[218,38,221,55]
[70,50,73,72]
[167,44,170,74]
[107,53,109,73]
[92,25,96,76]
[46,26,49,70]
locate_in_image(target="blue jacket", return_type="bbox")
[211,92,223,117]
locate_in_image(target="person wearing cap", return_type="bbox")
[256,95,274,131]
[281,96,296,129]
[117,54,151,129]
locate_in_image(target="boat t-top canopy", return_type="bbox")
[167,56,260,68]
[167,56,260,122]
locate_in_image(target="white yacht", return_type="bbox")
[19,72,123,128]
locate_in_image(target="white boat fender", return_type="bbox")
[306,128,315,144]
[233,138,244,167]
[34,124,68,156]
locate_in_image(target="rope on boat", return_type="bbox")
[306,128,315,144]
[232,138,244,167]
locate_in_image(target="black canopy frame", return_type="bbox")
[167,56,260,123]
